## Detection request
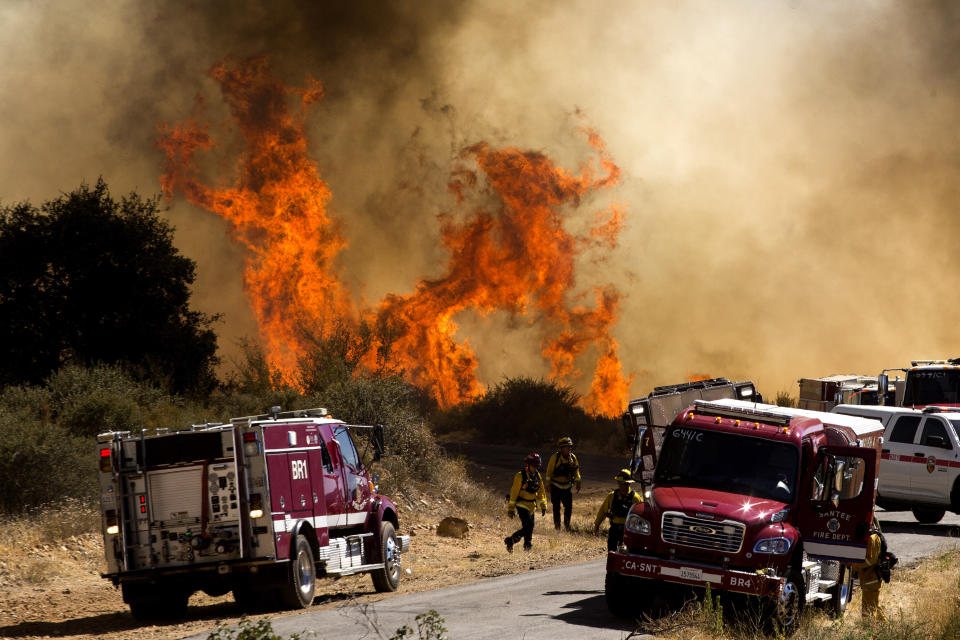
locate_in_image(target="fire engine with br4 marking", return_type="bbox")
[97,406,410,621]
[610,393,882,634]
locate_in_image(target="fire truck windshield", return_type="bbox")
[654,429,799,502]
[903,369,960,406]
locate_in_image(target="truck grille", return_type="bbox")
[661,511,745,553]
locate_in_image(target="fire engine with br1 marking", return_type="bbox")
[97,407,410,620]
[610,397,882,633]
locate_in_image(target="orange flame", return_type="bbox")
[687,373,713,382]
[158,57,632,415]
[158,57,352,381]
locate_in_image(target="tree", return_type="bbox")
[0,179,220,393]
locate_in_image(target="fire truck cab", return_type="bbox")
[98,407,410,620]
[607,399,882,633]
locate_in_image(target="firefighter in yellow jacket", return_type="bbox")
[545,436,582,531]
[593,469,643,551]
[504,452,547,552]
[853,516,887,621]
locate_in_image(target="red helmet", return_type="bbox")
[524,452,542,468]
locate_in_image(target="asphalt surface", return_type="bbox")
[182,559,639,640]
[876,508,960,567]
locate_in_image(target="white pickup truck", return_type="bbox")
[831,405,960,523]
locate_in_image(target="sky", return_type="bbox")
[2,0,959,401]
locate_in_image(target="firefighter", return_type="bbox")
[545,436,582,531]
[504,452,547,552]
[853,516,889,621]
[593,469,643,551]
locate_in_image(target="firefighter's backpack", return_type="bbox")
[876,532,898,584]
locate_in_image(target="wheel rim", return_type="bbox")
[778,581,800,627]
[297,547,314,597]
[384,535,399,581]
[839,570,852,608]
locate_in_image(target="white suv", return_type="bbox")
[831,405,960,523]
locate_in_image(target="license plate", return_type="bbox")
[679,567,703,581]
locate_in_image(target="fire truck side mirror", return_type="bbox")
[830,459,845,508]
[877,374,888,405]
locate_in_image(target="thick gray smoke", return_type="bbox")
[2,0,959,399]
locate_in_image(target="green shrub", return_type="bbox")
[774,390,797,408]
[434,376,622,453]
[0,405,96,512]
[44,363,167,437]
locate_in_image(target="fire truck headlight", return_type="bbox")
[753,537,791,554]
[106,525,119,535]
[625,514,651,535]
[631,404,644,415]
[249,508,263,519]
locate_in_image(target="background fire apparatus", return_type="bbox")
[614,393,881,632]
[97,407,410,620]
[798,358,960,411]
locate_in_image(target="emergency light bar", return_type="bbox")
[691,400,793,427]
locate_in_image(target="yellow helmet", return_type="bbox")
[557,436,574,448]
[614,469,635,483]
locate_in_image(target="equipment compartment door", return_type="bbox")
[798,444,877,562]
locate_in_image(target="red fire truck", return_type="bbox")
[608,398,882,632]
[97,407,410,620]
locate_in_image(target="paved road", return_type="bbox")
[181,510,959,640]
[182,560,638,640]
[876,508,960,566]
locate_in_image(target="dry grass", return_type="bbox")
[629,549,960,640]
[0,498,99,553]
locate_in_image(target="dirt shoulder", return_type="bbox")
[0,446,625,640]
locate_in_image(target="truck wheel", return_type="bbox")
[912,506,946,524]
[123,583,189,621]
[829,564,853,617]
[279,534,316,609]
[371,521,401,592]
[771,569,805,634]
[604,571,632,617]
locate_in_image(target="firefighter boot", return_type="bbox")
[504,536,514,553]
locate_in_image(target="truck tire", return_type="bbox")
[829,564,853,617]
[770,569,805,634]
[279,534,316,609]
[371,521,401,592]
[604,571,633,617]
[912,506,946,524]
[123,583,189,621]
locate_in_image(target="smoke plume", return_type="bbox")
[2,0,960,402]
